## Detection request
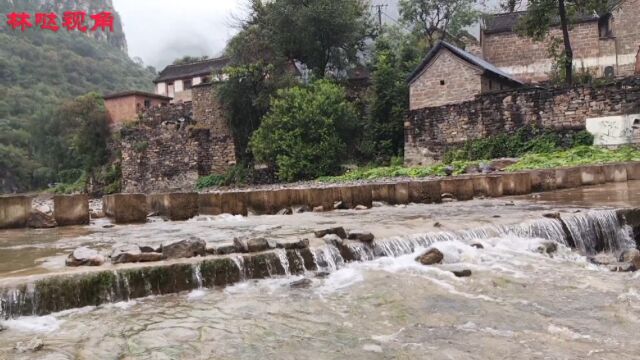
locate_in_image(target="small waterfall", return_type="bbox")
[231,255,246,280]
[275,249,291,276]
[313,245,345,272]
[561,210,635,255]
[192,264,204,289]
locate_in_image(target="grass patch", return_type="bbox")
[319,146,640,183]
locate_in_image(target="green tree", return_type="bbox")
[363,27,423,162]
[399,0,479,45]
[250,80,357,181]
[217,63,296,161]
[263,0,372,77]
[172,55,210,65]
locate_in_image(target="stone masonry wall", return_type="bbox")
[120,84,236,193]
[405,76,640,166]
[482,0,640,83]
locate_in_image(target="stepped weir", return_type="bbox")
[2,208,638,319]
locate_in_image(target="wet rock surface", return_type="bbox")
[211,243,237,255]
[289,278,313,289]
[452,269,472,277]
[66,247,105,267]
[536,241,558,255]
[234,237,273,253]
[276,238,309,250]
[161,237,206,259]
[314,227,347,239]
[322,234,344,247]
[111,245,143,264]
[416,248,444,265]
[347,230,375,243]
[27,210,57,229]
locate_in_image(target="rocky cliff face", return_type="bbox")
[0,0,127,52]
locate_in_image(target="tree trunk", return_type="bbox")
[558,0,573,84]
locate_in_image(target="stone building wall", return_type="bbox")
[405,76,640,166]
[120,84,236,193]
[482,0,640,82]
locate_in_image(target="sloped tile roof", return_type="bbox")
[154,57,230,83]
[407,41,524,85]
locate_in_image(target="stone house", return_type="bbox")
[154,57,229,103]
[408,41,523,110]
[481,0,640,83]
[104,91,171,128]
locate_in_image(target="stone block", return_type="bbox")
[371,183,396,204]
[0,195,31,229]
[602,163,628,182]
[394,182,410,204]
[103,194,147,224]
[580,165,606,186]
[529,169,557,192]
[351,184,373,208]
[625,162,640,180]
[53,194,89,226]
[220,191,248,216]
[500,172,532,196]
[555,167,582,190]
[148,193,198,221]
[246,190,268,214]
[408,180,441,203]
[199,193,222,215]
[440,177,474,201]
[472,175,503,198]
[338,186,355,209]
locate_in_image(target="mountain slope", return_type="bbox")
[0,0,155,193]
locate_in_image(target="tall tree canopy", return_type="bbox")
[399,0,479,45]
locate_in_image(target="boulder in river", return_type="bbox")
[234,237,273,253]
[212,243,237,255]
[27,210,57,229]
[294,205,312,213]
[276,238,309,250]
[347,230,375,243]
[333,201,348,210]
[470,243,484,249]
[313,206,324,212]
[15,338,44,353]
[277,207,293,215]
[619,248,640,263]
[66,247,105,267]
[314,227,347,239]
[452,269,472,277]
[416,248,444,265]
[354,205,369,211]
[161,237,206,259]
[289,278,313,289]
[110,245,142,264]
[536,241,558,255]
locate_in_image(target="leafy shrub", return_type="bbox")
[58,169,83,184]
[250,80,357,182]
[196,174,226,190]
[571,130,594,147]
[196,164,251,190]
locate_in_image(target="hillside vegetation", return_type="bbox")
[0,0,155,193]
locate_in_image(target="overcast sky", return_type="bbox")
[113,0,500,70]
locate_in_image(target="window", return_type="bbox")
[144,99,151,108]
[440,80,445,85]
[598,14,613,38]
[184,79,193,90]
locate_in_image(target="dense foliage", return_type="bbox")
[250,80,358,182]
[443,126,594,162]
[0,8,154,193]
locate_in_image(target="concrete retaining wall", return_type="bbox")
[53,195,89,226]
[103,194,148,224]
[0,196,32,229]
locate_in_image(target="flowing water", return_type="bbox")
[1,182,640,359]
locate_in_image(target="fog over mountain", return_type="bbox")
[115,0,503,69]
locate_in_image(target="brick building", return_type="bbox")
[154,57,229,103]
[408,41,523,110]
[481,0,640,83]
[104,91,171,128]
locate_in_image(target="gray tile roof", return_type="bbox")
[407,41,524,85]
[154,57,229,83]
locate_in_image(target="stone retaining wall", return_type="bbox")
[405,76,640,165]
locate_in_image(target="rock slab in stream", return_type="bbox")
[416,248,444,265]
[314,227,347,239]
[276,238,309,250]
[66,247,105,267]
[290,278,313,289]
[348,230,375,243]
[161,237,206,259]
[452,270,472,277]
[234,237,274,253]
